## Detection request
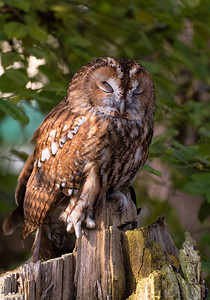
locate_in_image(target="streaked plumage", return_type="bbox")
[3,57,155,260]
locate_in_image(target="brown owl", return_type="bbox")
[3,57,155,260]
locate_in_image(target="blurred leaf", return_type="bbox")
[0,69,28,93]
[0,100,29,124]
[201,260,210,273]
[3,22,28,39]
[183,0,201,8]
[138,31,153,50]
[43,82,67,94]
[143,164,162,177]
[50,3,71,12]
[10,149,29,162]
[141,61,161,75]
[69,37,91,48]
[28,24,48,42]
[0,173,17,194]
[199,128,210,138]
[151,134,167,145]
[198,144,210,161]
[28,47,48,59]
[3,0,30,11]
[4,68,28,85]
[200,233,210,245]
[182,173,210,201]
[198,199,210,222]
[1,52,23,68]
[187,102,210,128]
[134,10,155,25]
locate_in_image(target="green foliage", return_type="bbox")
[0,0,209,277]
[142,164,162,177]
[183,173,210,201]
[0,99,29,124]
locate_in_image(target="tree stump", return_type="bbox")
[0,192,207,299]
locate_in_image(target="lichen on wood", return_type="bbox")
[122,225,207,300]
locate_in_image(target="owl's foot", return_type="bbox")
[60,201,96,238]
[109,191,128,214]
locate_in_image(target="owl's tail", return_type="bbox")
[31,211,76,262]
[2,205,24,236]
[3,203,76,262]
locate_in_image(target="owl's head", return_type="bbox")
[68,57,155,121]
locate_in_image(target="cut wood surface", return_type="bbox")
[0,192,207,299]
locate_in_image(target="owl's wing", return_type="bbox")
[2,100,94,239]
[2,152,35,236]
[21,101,100,239]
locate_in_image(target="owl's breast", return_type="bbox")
[98,117,152,192]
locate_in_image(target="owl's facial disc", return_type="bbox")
[84,63,154,121]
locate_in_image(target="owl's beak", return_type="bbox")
[120,100,126,115]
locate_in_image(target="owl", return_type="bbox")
[3,57,155,260]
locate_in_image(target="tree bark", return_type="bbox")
[0,192,207,299]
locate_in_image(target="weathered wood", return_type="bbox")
[0,193,207,299]
[123,227,206,299]
[0,254,75,300]
[74,192,136,300]
[148,216,179,259]
[62,254,75,300]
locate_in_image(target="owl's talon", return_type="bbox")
[74,221,83,238]
[85,214,96,229]
[113,201,126,215]
[66,223,74,233]
[110,191,128,215]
